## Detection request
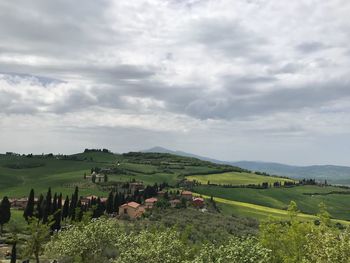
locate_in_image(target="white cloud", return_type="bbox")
[0,0,350,164]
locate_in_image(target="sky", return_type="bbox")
[0,0,350,165]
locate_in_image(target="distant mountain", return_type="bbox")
[231,161,350,185]
[142,147,350,185]
[142,146,226,164]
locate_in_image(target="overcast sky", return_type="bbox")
[0,0,350,165]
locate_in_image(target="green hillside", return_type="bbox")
[0,151,243,197]
[187,171,294,186]
[194,185,350,220]
[1,150,350,223]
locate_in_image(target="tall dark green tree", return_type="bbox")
[76,199,83,222]
[92,198,105,218]
[62,196,69,220]
[35,194,44,220]
[52,193,58,215]
[106,191,114,214]
[24,189,35,222]
[52,208,61,232]
[0,196,11,235]
[69,187,79,220]
[58,193,62,211]
[10,242,16,263]
[42,199,49,224]
[45,187,52,216]
[113,192,120,213]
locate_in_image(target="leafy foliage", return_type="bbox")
[260,201,350,263]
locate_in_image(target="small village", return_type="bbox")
[8,189,205,220]
[8,167,206,221]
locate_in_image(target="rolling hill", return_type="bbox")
[143,147,350,185]
[232,161,350,185]
[1,150,350,222]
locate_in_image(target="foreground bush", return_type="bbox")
[45,218,270,263]
[192,236,270,263]
[260,202,350,263]
[46,201,350,263]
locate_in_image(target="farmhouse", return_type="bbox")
[192,197,204,208]
[145,197,158,209]
[119,202,145,218]
[181,190,193,200]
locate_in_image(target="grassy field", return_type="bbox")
[2,151,350,223]
[194,185,350,221]
[187,171,295,185]
[198,194,350,225]
[0,151,240,198]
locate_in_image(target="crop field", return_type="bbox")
[187,171,295,186]
[0,151,240,198]
[194,185,350,220]
[199,194,350,225]
[3,151,349,223]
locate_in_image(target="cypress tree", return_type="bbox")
[45,187,52,216]
[52,193,58,214]
[52,208,61,232]
[57,193,62,210]
[0,196,11,235]
[10,242,16,263]
[35,194,44,220]
[76,199,83,221]
[62,196,69,220]
[93,198,104,218]
[106,191,114,214]
[24,189,35,222]
[113,192,119,213]
[69,187,79,220]
[42,199,49,224]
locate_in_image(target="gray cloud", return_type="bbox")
[1,0,350,164]
[296,41,330,54]
[190,18,269,61]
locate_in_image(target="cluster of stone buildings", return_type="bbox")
[8,190,205,219]
[119,190,205,219]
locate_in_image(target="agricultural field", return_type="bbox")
[0,151,242,198]
[198,194,349,225]
[2,150,350,223]
[187,171,295,186]
[194,185,350,221]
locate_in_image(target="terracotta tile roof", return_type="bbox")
[193,197,204,202]
[145,197,158,203]
[120,201,140,209]
[181,191,192,195]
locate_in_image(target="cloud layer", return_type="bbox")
[1,0,350,164]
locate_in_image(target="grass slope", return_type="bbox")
[194,185,350,221]
[187,171,294,185]
[200,194,350,225]
[0,151,243,198]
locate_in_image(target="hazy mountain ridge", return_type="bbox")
[143,147,350,185]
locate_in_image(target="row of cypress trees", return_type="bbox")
[22,182,166,229]
[23,187,81,231]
